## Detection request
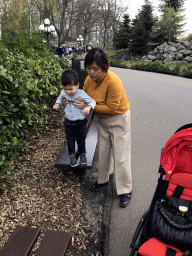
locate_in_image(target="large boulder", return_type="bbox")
[147,54,156,61]
[156,53,163,60]
[164,54,175,63]
[176,53,184,61]
[187,43,192,50]
[162,53,168,60]
[180,41,191,48]
[153,43,166,54]
[164,44,177,54]
[184,56,192,63]
[179,49,192,57]
[175,43,185,51]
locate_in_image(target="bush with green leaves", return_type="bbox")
[0,33,69,183]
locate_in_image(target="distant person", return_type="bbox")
[64,52,71,65]
[64,52,69,59]
[72,45,75,54]
[57,45,64,58]
[53,70,96,167]
[68,45,72,55]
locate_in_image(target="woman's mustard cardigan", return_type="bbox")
[83,70,130,118]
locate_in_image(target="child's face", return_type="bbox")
[63,83,79,96]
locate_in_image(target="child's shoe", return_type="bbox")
[69,154,78,167]
[80,153,87,165]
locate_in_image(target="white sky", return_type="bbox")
[127,0,192,36]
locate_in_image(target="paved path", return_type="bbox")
[103,67,192,256]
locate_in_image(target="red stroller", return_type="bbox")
[130,124,192,256]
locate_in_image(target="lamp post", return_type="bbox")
[77,35,84,55]
[39,18,56,45]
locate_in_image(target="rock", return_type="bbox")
[156,54,163,60]
[164,45,177,54]
[175,43,185,51]
[182,50,192,57]
[184,56,192,62]
[141,55,148,61]
[169,52,176,57]
[162,53,168,60]
[164,55,174,63]
[176,53,184,61]
[147,54,156,61]
[180,41,191,48]
[187,42,192,50]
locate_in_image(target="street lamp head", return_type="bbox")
[79,35,83,41]
[44,18,50,26]
[39,24,45,31]
[49,25,55,32]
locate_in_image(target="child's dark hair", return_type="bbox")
[61,70,79,87]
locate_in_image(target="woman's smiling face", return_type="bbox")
[86,62,104,81]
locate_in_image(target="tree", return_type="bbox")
[158,6,184,42]
[139,0,154,43]
[75,0,98,45]
[113,14,131,49]
[1,0,32,38]
[159,0,185,12]
[129,0,155,55]
[97,0,114,49]
[129,15,148,55]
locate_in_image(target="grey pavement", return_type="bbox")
[102,67,192,256]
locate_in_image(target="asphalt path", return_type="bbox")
[106,67,192,256]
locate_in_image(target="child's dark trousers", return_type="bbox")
[64,118,87,156]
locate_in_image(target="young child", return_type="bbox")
[53,70,96,167]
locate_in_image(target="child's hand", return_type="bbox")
[82,106,91,115]
[53,104,60,110]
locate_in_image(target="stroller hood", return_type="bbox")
[160,127,192,181]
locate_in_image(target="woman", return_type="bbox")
[75,48,132,208]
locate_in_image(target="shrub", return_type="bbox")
[0,33,68,184]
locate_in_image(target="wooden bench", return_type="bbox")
[0,226,70,256]
[55,111,98,170]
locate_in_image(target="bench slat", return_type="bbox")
[55,114,98,169]
[0,226,40,256]
[35,230,70,256]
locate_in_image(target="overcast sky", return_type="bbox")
[127,0,192,36]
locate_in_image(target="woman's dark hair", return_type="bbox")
[61,70,79,87]
[84,48,109,72]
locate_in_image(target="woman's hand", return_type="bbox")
[73,97,87,109]
[62,97,67,107]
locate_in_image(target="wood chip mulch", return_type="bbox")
[0,108,106,256]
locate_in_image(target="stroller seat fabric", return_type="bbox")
[138,238,185,256]
[166,173,192,201]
